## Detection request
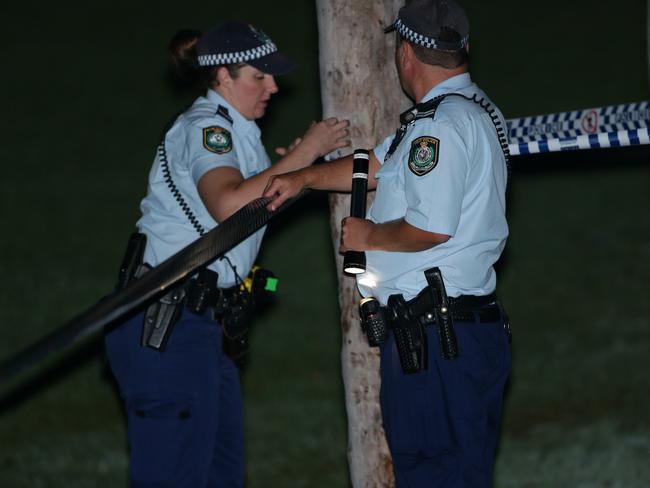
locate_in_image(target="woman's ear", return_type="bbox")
[216,66,231,86]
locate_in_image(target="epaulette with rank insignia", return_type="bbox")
[386,93,511,183]
[386,95,448,162]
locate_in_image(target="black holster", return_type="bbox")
[383,267,460,374]
[142,268,220,352]
[386,294,428,374]
[116,232,188,351]
[142,287,185,350]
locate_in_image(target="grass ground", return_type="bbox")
[495,153,650,487]
[1,0,649,486]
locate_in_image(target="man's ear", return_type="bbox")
[400,40,415,67]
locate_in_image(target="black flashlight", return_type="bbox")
[343,149,370,275]
[359,297,388,347]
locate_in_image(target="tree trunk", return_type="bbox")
[316,1,407,486]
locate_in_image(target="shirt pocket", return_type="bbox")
[239,139,270,178]
[375,157,401,179]
[370,158,407,223]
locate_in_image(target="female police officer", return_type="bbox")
[104,21,349,487]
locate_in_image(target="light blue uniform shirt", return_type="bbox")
[138,89,271,287]
[358,73,508,303]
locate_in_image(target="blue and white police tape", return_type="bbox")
[507,101,650,155]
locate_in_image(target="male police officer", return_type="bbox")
[265,0,511,486]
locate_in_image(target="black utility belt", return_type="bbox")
[185,269,241,319]
[140,266,222,350]
[142,265,277,364]
[405,290,500,324]
[359,267,508,374]
[117,232,276,366]
[175,270,253,319]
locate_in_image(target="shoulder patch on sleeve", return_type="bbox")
[202,126,233,154]
[408,136,439,176]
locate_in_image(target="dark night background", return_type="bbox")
[1,0,649,486]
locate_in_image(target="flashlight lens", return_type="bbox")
[344,265,365,274]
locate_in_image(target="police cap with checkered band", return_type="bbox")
[196,21,296,75]
[385,0,469,51]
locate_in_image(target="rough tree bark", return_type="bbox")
[316,1,407,486]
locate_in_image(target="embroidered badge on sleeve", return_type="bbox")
[203,126,233,154]
[408,136,439,176]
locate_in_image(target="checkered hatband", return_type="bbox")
[197,41,278,66]
[394,19,468,50]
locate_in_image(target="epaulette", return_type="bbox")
[216,105,233,124]
[399,95,447,125]
[387,96,449,160]
[387,93,511,184]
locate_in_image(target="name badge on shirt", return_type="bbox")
[203,126,233,154]
[408,136,439,176]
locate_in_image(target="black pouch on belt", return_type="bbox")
[215,287,253,340]
[359,297,388,347]
[215,285,254,365]
[425,267,459,359]
[186,268,220,315]
[387,294,428,374]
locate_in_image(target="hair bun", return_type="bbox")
[169,29,202,81]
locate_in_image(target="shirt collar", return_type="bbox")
[206,89,261,138]
[420,72,473,102]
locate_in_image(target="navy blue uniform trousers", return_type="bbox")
[380,317,511,487]
[105,309,244,487]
